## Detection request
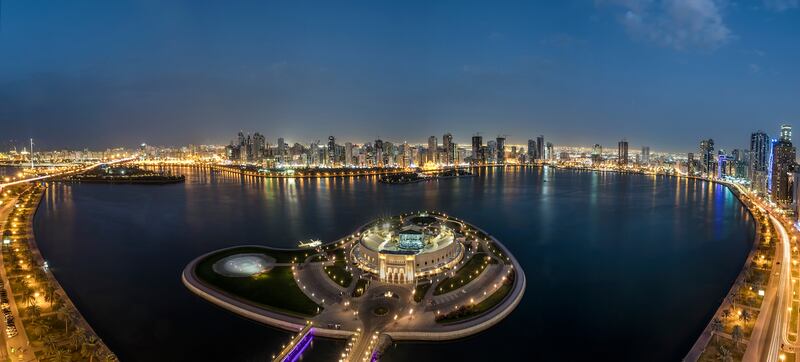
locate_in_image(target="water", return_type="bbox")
[32,166,754,361]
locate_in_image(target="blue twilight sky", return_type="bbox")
[0,0,798,151]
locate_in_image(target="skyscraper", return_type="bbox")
[641,146,650,165]
[781,124,792,142]
[527,139,536,163]
[328,136,336,166]
[591,144,602,165]
[471,135,483,164]
[345,142,353,166]
[545,142,553,161]
[374,139,384,167]
[443,133,454,165]
[496,136,506,164]
[700,139,715,176]
[771,136,795,205]
[427,136,437,164]
[536,135,545,161]
[750,131,770,193]
[617,140,629,166]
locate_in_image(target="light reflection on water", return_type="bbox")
[33,166,753,361]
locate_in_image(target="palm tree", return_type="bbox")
[21,288,36,307]
[56,305,73,333]
[26,303,41,319]
[717,345,732,362]
[50,348,72,362]
[44,284,57,305]
[731,325,743,349]
[42,334,58,355]
[711,318,723,343]
[69,327,85,351]
[740,309,752,324]
[29,319,50,338]
[81,336,99,362]
[721,309,731,320]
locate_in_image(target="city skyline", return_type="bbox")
[1,1,798,150]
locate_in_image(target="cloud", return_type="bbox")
[603,0,733,50]
[763,0,799,11]
[749,63,761,73]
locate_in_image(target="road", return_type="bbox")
[0,156,136,189]
[736,186,794,362]
[0,190,37,362]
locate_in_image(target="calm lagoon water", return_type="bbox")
[32,166,754,361]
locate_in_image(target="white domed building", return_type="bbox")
[351,213,465,284]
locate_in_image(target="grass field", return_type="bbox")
[195,246,320,317]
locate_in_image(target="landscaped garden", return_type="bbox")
[195,246,321,317]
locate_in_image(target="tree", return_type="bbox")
[81,336,100,362]
[29,319,50,338]
[69,327,85,351]
[721,309,731,320]
[731,325,743,348]
[42,334,58,355]
[717,345,732,362]
[21,288,36,307]
[711,318,723,343]
[50,348,72,362]
[740,309,752,324]
[26,304,41,319]
[57,305,73,334]
[44,284,57,305]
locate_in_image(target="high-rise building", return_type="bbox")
[641,146,650,165]
[327,136,336,166]
[345,142,353,166]
[536,135,545,160]
[771,137,795,205]
[443,133,454,165]
[496,136,506,164]
[374,139,384,167]
[781,124,792,142]
[427,136,437,164]
[471,135,483,164]
[617,140,629,166]
[700,139,715,176]
[687,153,695,174]
[750,131,770,193]
[545,142,553,161]
[487,140,497,164]
[527,139,536,162]
[591,144,602,165]
[252,133,266,160]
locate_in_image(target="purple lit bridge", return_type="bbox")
[272,323,314,362]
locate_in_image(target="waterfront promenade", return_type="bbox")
[0,184,115,361]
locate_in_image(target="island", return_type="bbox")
[182,211,525,361]
[56,165,185,184]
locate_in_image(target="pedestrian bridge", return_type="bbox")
[272,322,314,362]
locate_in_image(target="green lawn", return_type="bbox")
[195,246,320,317]
[434,253,491,295]
[324,260,353,288]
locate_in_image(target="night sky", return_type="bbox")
[1,0,798,151]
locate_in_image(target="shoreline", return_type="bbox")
[28,185,116,357]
